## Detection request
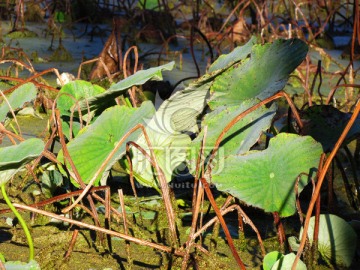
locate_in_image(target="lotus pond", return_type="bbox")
[0,1,360,269]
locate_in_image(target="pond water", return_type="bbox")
[0,20,209,87]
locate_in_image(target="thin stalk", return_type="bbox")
[200,178,246,269]
[105,187,112,253]
[327,160,335,211]
[181,126,208,269]
[273,212,286,253]
[1,184,34,262]
[13,203,185,256]
[55,110,103,242]
[1,67,62,95]
[326,84,360,105]
[62,123,177,246]
[309,60,323,105]
[312,192,321,267]
[0,90,22,137]
[0,186,110,214]
[64,229,79,259]
[119,189,133,269]
[335,156,358,209]
[190,26,200,78]
[343,145,360,204]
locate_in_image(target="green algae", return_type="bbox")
[6,29,38,38]
[49,44,73,62]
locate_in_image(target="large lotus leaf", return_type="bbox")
[297,105,360,152]
[208,36,257,73]
[0,82,37,122]
[188,99,277,172]
[75,61,175,114]
[0,138,44,186]
[212,133,322,217]
[189,40,257,91]
[208,38,308,109]
[57,80,106,138]
[170,38,256,96]
[57,101,155,187]
[299,214,357,267]
[271,253,307,270]
[57,80,106,116]
[130,83,210,187]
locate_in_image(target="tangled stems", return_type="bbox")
[1,184,34,262]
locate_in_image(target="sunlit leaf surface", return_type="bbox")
[57,80,106,138]
[75,61,175,113]
[0,138,44,185]
[271,253,307,270]
[209,38,308,109]
[0,82,37,122]
[57,102,155,187]
[212,133,322,217]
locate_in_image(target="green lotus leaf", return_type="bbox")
[271,253,307,270]
[263,251,284,270]
[208,36,257,73]
[131,83,210,187]
[299,214,357,267]
[0,82,37,122]
[57,80,106,138]
[208,38,308,109]
[57,101,155,187]
[0,138,44,186]
[57,80,106,116]
[75,61,175,114]
[61,120,82,141]
[188,99,277,172]
[212,133,322,217]
[189,39,258,91]
[298,105,360,152]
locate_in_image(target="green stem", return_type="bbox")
[9,122,19,135]
[124,97,133,108]
[1,184,34,262]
